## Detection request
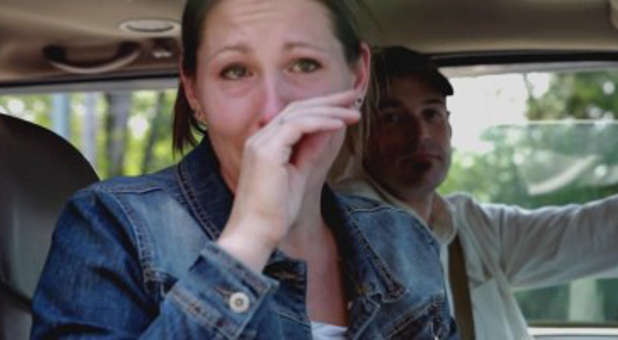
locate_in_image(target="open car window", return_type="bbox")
[439,64,618,328]
[0,80,182,179]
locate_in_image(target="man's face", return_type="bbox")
[364,75,452,197]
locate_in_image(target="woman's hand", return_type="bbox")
[217,90,360,272]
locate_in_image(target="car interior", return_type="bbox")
[1,0,618,339]
[0,114,98,339]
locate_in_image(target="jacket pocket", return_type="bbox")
[385,295,453,340]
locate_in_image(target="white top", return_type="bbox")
[337,176,618,340]
[311,321,347,340]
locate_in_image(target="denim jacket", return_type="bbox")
[31,138,458,340]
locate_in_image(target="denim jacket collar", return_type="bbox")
[176,137,406,304]
[176,137,233,240]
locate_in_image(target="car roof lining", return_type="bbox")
[2,0,618,85]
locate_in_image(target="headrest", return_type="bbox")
[0,113,99,302]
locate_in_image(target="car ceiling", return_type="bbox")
[2,0,618,86]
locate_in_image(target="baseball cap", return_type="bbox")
[372,46,454,96]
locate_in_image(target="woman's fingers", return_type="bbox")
[245,94,361,168]
[287,89,357,110]
[279,107,360,125]
[260,104,359,140]
[253,104,359,147]
[256,90,360,140]
[278,115,347,139]
[247,115,347,161]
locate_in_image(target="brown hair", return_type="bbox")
[172,0,368,153]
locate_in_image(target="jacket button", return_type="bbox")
[229,292,250,313]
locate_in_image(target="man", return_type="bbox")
[332,46,618,340]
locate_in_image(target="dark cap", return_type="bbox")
[372,46,454,96]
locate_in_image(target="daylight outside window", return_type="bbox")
[440,67,618,326]
[1,66,617,328]
[0,83,180,179]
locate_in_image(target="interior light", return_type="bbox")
[119,19,180,35]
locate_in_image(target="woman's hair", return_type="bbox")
[173,0,368,153]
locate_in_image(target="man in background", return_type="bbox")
[333,46,618,340]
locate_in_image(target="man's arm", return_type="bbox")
[450,194,618,289]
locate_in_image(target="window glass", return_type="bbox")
[0,85,182,179]
[439,68,618,325]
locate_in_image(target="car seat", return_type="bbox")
[0,113,99,340]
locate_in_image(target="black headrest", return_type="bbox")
[0,113,99,304]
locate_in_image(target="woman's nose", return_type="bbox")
[258,75,292,127]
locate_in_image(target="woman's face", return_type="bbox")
[182,0,367,188]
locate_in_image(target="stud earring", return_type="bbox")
[355,96,364,108]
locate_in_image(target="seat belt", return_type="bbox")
[449,235,476,339]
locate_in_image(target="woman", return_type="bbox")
[31,1,458,339]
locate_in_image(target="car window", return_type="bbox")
[2,66,616,331]
[0,82,183,179]
[438,66,618,326]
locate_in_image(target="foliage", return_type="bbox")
[440,69,618,324]
[526,71,618,121]
[0,89,180,179]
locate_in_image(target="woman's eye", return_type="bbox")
[289,58,321,73]
[220,64,250,80]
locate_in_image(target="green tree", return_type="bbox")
[526,71,618,121]
[441,69,618,324]
[0,89,180,179]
